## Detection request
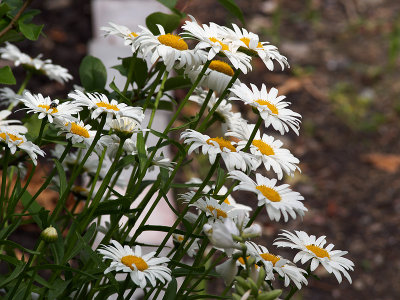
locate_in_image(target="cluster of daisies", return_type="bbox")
[0,14,354,293]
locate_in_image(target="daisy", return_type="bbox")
[274,230,354,284]
[223,24,289,71]
[101,22,140,51]
[0,87,25,108]
[246,241,308,289]
[134,24,207,72]
[54,118,97,147]
[186,60,241,95]
[181,129,257,172]
[97,240,172,288]
[0,110,27,133]
[226,120,300,179]
[0,129,45,165]
[190,195,238,221]
[20,92,81,123]
[0,43,72,84]
[182,16,252,74]
[109,117,142,138]
[186,177,252,213]
[230,83,301,135]
[68,90,144,122]
[229,170,307,222]
[203,218,241,256]
[98,134,137,158]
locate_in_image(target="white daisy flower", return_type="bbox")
[226,120,300,179]
[186,177,252,213]
[0,87,26,108]
[150,154,175,172]
[229,170,307,222]
[134,24,207,72]
[68,90,144,122]
[230,83,301,135]
[181,129,257,172]
[274,230,354,284]
[109,117,142,137]
[223,24,289,71]
[186,60,241,95]
[98,134,137,158]
[101,22,140,51]
[246,241,308,289]
[182,16,252,74]
[0,129,45,165]
[0,110,27,133]
[54,118,97,147]
[97,240,172,288]
[190,195,238,221]
[0,43,72,84]
[172,234,200,257]
[19,92,81,123]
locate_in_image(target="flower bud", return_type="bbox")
[242,223,262,238]
[41,226,58,243]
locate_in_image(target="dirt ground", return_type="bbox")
[6,0,400,299]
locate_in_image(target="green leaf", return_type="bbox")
[115,154,137,172]
[0,262,24,288]
[29,264,96,279]
[122,56,148,88]
[50,226,64,265]
[0,3,11,18]
[0,29,23,44]
[164,277,178,299]
[164,76,192,91]
[79,55,107,92]
[20,190,43,228]
[146,12,181,35]
[217,0,244,24]
[0,66,16,85]
[18,20,43,40]
[156,0,177,9]
[48,279,71,300]
[0,240,41,255]
[136,132,147,173]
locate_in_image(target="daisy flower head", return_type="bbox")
[230,83,301,135]
[0,87,25,108]
[172,234,200,257]
[68,90,145,122]
[134,24,207,72]
[246,241,308,289]
[190,195,238,221]
[274,230,354,284]
[0,110,27,134]
[227,120,300,179]
[181,129,257,172]
[223,24,289,71]
[109,117,142,138]
[97,240,172,288]
[186,60,241,95]
[101,22,140,51]
[0,43,72,84]
[0,129,45,165]
[182,16,252,74]
[229,170,307,222]
[54,118,96,147]
[20,92,81,123]
[203,218,241,256]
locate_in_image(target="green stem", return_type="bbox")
[0,148,10,223]
[243,114,262,152]
[122,51,137,95]
[17,71,32,95]
[246,206,263,227]
[34,118,47,145]
[198,69,240,132]
[191,89,214,129]
[142,65,166,111]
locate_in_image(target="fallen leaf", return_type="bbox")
[363,153,400,173]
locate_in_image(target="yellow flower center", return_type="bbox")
[240,37,263,49]
[68,122,90,138]
[306,245,330,259]
[223,198,230,205]
[158,34,188,50]
[38,104,59,113]
[177,235,184,242]
[254,99,279,115]
[96,102,119,111]
[206,205,228,218]
[0,132,23,145]
[206,137,236,152]
[237,256,250,265]
[72,186,88,193]
[130,32,138,38]
[256,185,281,202]
[208,60,234,76]
[121,255,149,271]
[252,139,275,156]
[209,37,229,51]
[260,253,280,266]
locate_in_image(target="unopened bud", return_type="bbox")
[242,224,262,238]
[41,226,58,243]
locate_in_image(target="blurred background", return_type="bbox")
[11,0,400,299]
